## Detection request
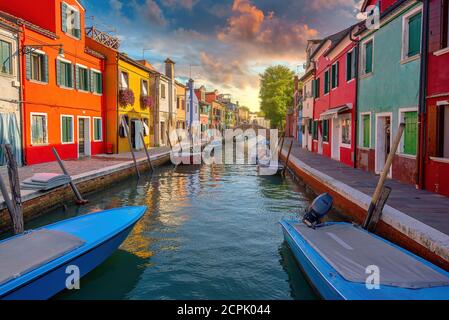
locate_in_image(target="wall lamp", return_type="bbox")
[21,44,65,57]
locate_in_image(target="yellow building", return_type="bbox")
[175,81,186,129]
[117,54,153,153]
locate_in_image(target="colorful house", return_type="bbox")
[205,89,226,130]
[423,0,449,197]
[86,33,152,154]
[356,0,423,185]
[186,79,200,134]
[0,14,21,165]
[175,80,186,130]
[0,0,105,165]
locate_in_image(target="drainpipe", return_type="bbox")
[350,26,360,169]
[417,0,429,189]
[19,25,27,165]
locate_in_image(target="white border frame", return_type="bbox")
[60,114,75,144]
[401,4,423,63]
[346,48,356,83]
[398,106,419,158]
[360,36,374,78]
[30,112,49,146]
[76,64,89,92]
[359,111,372,149]
[92,116,103,142]
[62,1,82,40]
[77,115,91,158]
[340,113,352,149]
[375,112,393,177]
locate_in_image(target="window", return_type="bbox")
[362,40,373,75]
[313,78,320,98]
[331,62,339,89]
[91,71,102,94]
[61,115,74,144]
[62,2,81,39]
[31,113,48,145]
[0,40,12,74]
[443,0,449,49]
[120,71,129,89]
[57,59,74,88]
[324,70,330,94]
[341,117,351,145]
[402,111,418,155]
[93,118,102,141]
[322,120,329,142]
[141,79,148,96]
[361,114,371,148]
[436,105,449,158]
[177,97,180,109]
[76,66,89,91]
[403,10,422,59]
[312,121,318,140]
[27,51,48,82]
[161,83,166,99]
[346,50,356,81]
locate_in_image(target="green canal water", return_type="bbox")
[27,161,323,300]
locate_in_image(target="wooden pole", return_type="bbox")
[52,147,88,205]
[3,144,23,233]
[121,116,141,178]
[363,123,405,229]
[282,141,294,176]
[140,131,154,172]
[278,134,285,158]
[0,174,21,233]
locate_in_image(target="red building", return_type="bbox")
[310,27,358,167]
[423,0,449,197]
[0,0,105,165]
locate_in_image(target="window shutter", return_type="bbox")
[404,111,418,155]
[346,52,351,81]
[335,62,339,87]
[312,79,316,98]
[42,55,49,83]
[61,2,68,33]
[56,59,61,86]
[75,65,80,89]
[74,11,81,38]
[408,13,422,57]
[71,64,75,88]
[89,70,94,92]
[87,69,91,92]
[25,51,32,80]
[365,41,373,73]
[363,115,370,148]
[352,47,357,79]
[98,73,103,94]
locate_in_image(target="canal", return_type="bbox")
[27,160,323,300]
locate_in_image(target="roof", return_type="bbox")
[85,47,105,59]
[310,27,352,60]
[119,53,153,73]
[0,10,57,39]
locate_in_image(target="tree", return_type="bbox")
[259,65,294,129]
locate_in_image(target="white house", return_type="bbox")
[0,18,21,165]
[186,79,200,135]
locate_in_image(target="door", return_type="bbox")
[78,117,91,158]
[331,118,340,161]
[160,121,166,146]
[375,115,392,177]
[130,120,136,149]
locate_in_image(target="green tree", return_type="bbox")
[259,65,294,129]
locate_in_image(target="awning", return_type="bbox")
[320,104,352,119]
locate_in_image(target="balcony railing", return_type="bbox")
[86,27,120,50]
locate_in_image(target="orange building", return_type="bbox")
[0,1,105,165]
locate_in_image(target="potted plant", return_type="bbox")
[119,89,135,107]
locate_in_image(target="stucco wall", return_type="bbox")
[0,26,20,115]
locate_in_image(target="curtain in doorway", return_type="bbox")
[0,112,22,166]
[134,120,144,150]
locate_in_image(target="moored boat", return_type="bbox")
[0,206,146,300]
[280,220,449,300]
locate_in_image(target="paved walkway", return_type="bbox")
[281,137,449,236]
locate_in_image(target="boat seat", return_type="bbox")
[0,230,85,286]
[295,223,449,289]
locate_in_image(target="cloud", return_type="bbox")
[161,0,199,10]
[307,0,357,10]
[143,0,167,26]
[218,0,318,60]
[109,0,123,12]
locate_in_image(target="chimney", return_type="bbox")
[165,58,175,79]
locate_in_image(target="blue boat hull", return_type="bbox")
[280,219,449,300]
[0,206,146,300]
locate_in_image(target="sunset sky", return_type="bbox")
[84,0,362,111]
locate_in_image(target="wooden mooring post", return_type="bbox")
[1,144,24,234]
[121,116,141,178]
[52,147,88,205]
[140,131,154,172]
[282,141,294,177]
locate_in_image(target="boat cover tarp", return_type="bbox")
[295,224,449,289]
[0,230,85,286]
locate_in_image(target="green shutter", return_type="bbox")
[89,70,94,92]
[312,79,316,98]
[365,41,373,74]
[363,115,370,148]
[42,55,48,83]
[316,78,320,97]
[62,117,67,142]
[56,59,61,85]
[61,2,68,33]
[98,73,103,94]
[25,50,32,80]
[74,11,81,39]
[324,71,329,94]
[404,111,418,155]
[335,62,339,87]
[408,12,422,57]
[71,64,75,88]
[75,65,80,89]
[346,52,351,81]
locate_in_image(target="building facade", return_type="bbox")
[175,81,186,130]
[186,79,200,134]
[356,0,422,185]
[0,0,105,165]
[0,15,21,165]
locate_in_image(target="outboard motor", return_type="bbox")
[302,193,333,229]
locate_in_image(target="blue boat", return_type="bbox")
[280,220,449,300]
[0,206,146,300]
